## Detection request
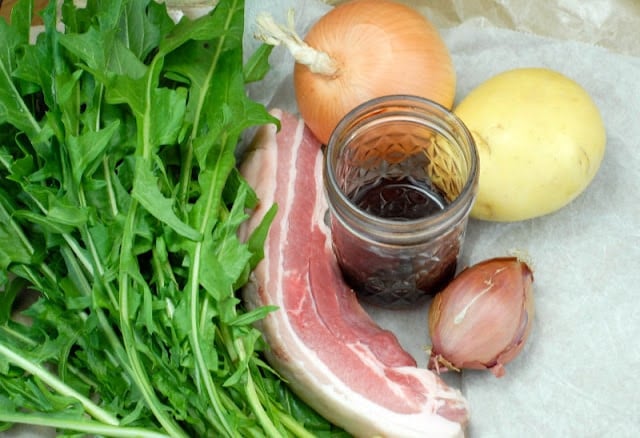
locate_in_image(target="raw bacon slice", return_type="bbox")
[239,109,469,438]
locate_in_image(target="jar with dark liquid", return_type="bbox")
[324,95,479,309]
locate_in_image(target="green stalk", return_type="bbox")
[244,368,283,438]
[0,413,169,438]
[187,244,235,437]
[177,0,237,208]
[0,57,42,140]
[175,1,261,435]
[0,200,57,289]
[0,342,119,426]
[119,199,187,438]
[279,414,317,438]
[59,245,133,378]
[117,55,188,438]
[189,159,280,436]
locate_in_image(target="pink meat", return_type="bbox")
[239,109,469,438]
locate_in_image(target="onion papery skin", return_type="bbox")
[294,0,456,145]
[428,257,535,378]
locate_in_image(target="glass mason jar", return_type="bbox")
[324,95,479,309]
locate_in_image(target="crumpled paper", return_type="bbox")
[401,0,640,58]
[243,1,640,437]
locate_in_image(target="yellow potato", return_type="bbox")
[454,68,606,221]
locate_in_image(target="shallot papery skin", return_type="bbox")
[428,257,534,378]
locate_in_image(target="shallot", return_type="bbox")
[428,257,535,378]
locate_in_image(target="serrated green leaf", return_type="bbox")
[67,120,120,185]
[132,158,201,241]
[12,195,89,234]
[0,193,35,266]
[59,27,148,83]
[7,0,34,44]
[230,305,278,328]
[12,1,58,109]
[246,203,277,270]
[243,43,273,84]
[0,278,25,324]
[0,12,41,139]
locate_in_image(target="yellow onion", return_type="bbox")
[428,257,534,378]
[256,0,456,145]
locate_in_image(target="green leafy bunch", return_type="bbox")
[0,0,345,436]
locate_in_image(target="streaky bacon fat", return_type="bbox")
[239,109,469,438]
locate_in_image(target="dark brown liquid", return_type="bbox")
[336,176,458,308]
[350,177,447,220]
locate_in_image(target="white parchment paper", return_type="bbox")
[436,23,640,438]
[244,1,640,437]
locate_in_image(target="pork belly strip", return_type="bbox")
[239,109,469,437]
